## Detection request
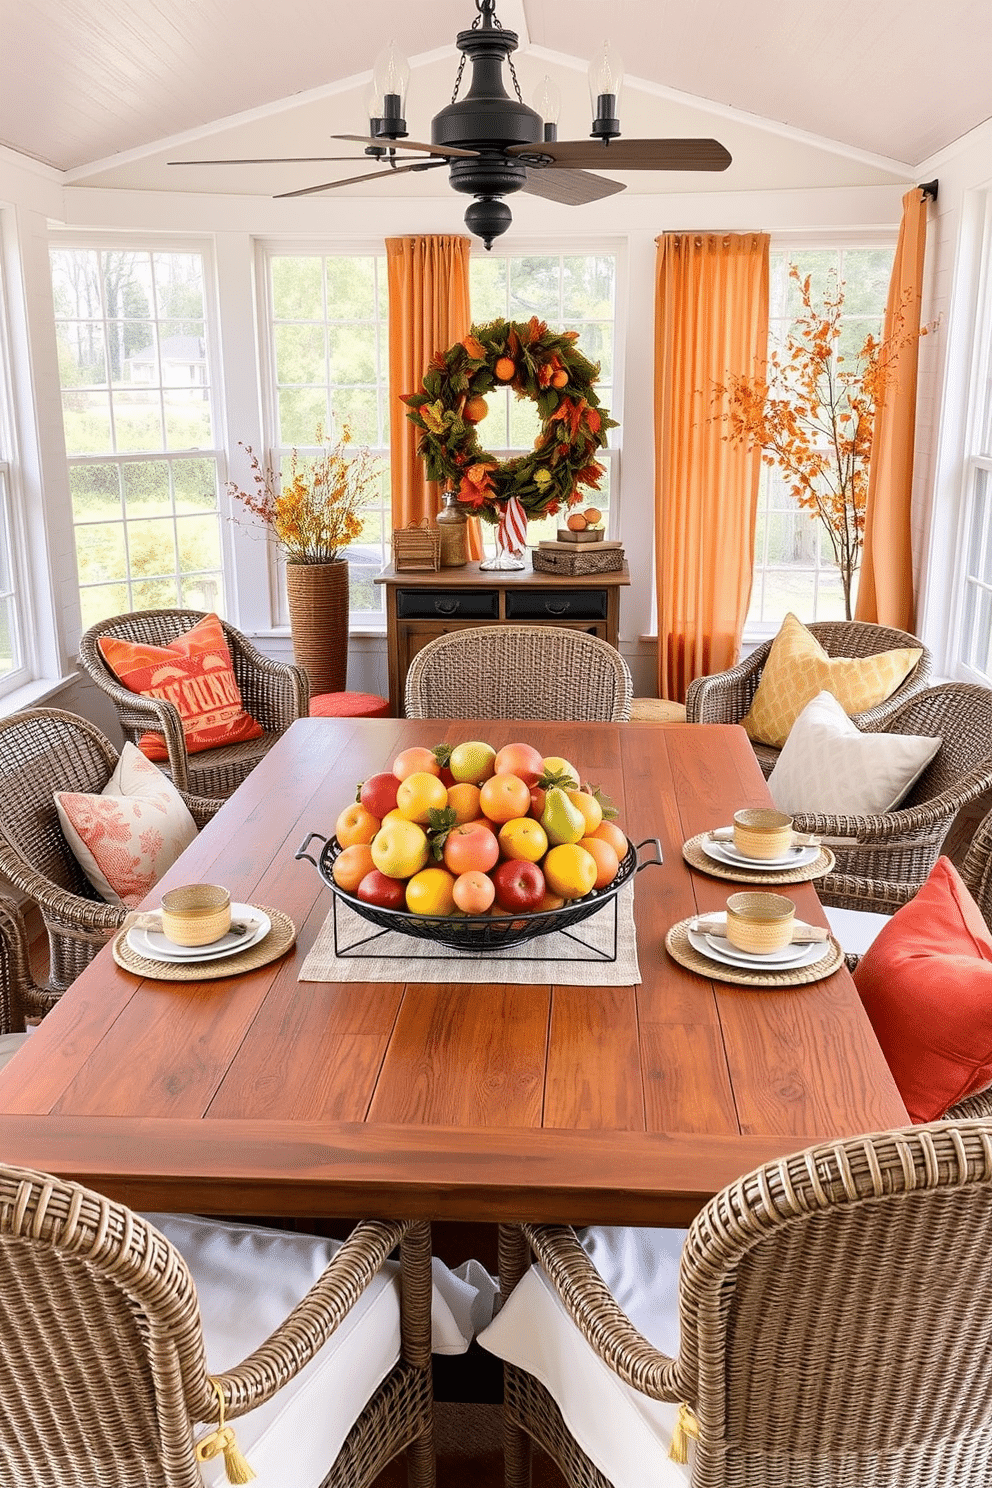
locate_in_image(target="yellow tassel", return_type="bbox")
[195,1380,256,1484]
[669,1402,700,1464]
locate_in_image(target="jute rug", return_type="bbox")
[371,1403,566,1487]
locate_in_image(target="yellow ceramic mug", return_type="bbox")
[733,808,794,861]
[725,891,796,954]
[160,884,232,947]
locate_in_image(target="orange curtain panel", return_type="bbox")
[654,232,770,702]
[855,188,929,632]
[386,234,482,560]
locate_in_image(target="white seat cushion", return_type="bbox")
[825,905,893,957]
[478,1226,692,1488]
[148,1213,486,1487]
[0,1031,30,1072]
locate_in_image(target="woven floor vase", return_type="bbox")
[285,559,349,695]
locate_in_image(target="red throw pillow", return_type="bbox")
[98,613,264,761]
[854,857,992,1122]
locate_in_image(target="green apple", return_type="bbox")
[370,817,429,879]
[448,740,497,784]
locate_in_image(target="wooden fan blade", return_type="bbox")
[275,159,447,199]
[169,156,383,166]
[521,168,626,206]
[508,138,732,171]
[332,134,480,160]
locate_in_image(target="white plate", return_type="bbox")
[687,925,831,972]
[127,905,270,963]
[701,837,821,871]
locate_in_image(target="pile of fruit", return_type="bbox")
[331,740,629,919]
[565,505,603,532]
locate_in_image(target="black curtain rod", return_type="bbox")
[919,179,939,202]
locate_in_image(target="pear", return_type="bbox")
[540,786,586,846]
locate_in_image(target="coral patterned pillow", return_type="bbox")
[55,743,198,908]
[97,613,264,761]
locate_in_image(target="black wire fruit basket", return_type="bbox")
[296,831,662,953]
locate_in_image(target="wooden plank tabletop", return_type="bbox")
[0,718,908,1224]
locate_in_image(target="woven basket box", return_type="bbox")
[532,543,625,576]
[392,522,441,571]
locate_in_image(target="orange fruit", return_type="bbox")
[396,771,448,823]
[494,356,516,381]
[479,772,531,823]
[331,842,376,892]
[535,890,566,912]
[543,843,598,900]
[566,789,603,836]
[566,513,587,530]
[497,816,549,863]
[392,746,441,781]
[405,867,457,917]
[452,870,496,915]
[463,395,489,423]
[583,506,602,526]
[551,369,568,389]
[335,802,381,847]
[590,820,628,858]
[446,782,482,824]
[581,837,620,890]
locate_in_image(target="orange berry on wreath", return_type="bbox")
[494,356,516,382]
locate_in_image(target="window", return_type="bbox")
[50,244,225,629]
[469,250,619,543]
[956,194,992,684]
[0,257,27,693]
[265,252,390,621]
[746,243,895,636]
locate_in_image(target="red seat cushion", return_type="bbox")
[309,692,391,719]
[854,857,992,1122]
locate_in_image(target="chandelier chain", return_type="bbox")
[451,1,522,106]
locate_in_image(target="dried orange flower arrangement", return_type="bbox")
[228,427,380,564]
[716,265,929,618]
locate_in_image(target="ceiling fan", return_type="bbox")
[170,0,732,249]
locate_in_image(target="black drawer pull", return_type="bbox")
[544,600,570,615]
[435,599,459,615]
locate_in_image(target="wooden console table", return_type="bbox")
[375,560,630,716]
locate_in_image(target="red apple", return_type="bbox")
[491,858,545,913]
[359,772,401,819]
[529,785,546,818]
[356,869,407,910]
[494,741,545,787]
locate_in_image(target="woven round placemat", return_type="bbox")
[112,906,296,981]
[665,917,843,988]
[682,833,835,885]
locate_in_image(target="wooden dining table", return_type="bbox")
[0,717,908,1228]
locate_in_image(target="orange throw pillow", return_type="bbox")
[98,613,264,761]
[854,857,992,1123]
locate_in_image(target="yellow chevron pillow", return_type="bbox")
[742,613,922,750]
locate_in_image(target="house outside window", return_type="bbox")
[745,240,896,638]
[50,242,225,630]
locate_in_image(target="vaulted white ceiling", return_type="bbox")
[2,0,988,203]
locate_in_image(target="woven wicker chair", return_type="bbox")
[0,709,219,990]
[483,1120,992,1488]
[0,1166,435,1488]
[404,626,632,722]
[798,683,992,911]
[78,608,310,797]
[0,895,59,1073]
[685,620,932,777]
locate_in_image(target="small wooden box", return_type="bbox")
[556,527,605,544]
[391,522,441,571]
[532,543,625,576]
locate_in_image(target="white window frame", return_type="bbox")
[257,240,391,632]
[48,231,230,630]
[0,234,33,696]
[743,230,898,644]
[947,189,992,684]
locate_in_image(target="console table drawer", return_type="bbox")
[505,588,608,621]
[396,588,500,620]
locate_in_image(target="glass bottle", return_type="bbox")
[436,491,469,567]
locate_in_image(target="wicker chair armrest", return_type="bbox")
[0,842,126,937]
[81,674,192,791]
[197,1219,409,1421]
[685,647,767,726]
[819,873,916,917]
[945,1088,992,1120]
[0,895,61,1030]
[181,793,223,827]
[522,1224,682,1403]
[792,768,992,842]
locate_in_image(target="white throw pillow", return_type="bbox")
[55,741,198,908]
[767,690,941,816]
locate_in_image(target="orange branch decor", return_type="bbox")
[715,266,929,620]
